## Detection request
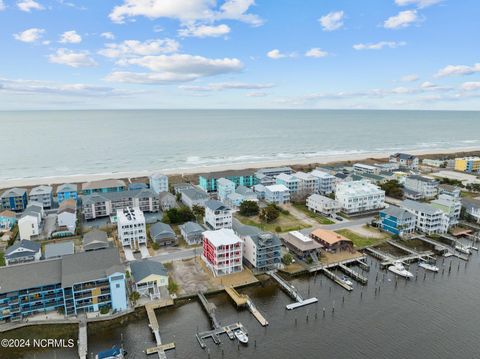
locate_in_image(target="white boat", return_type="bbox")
[418,261,439,272]
[388,261,414,279]
[455,245,471,255]
[341,275,353,287]
[234,328,249,344]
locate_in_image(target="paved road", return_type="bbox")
[149,247,199,263]
[319,216,374,231]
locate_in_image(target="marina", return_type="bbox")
[144,298,175,358]
[268,271,318,310]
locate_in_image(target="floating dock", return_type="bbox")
[145,298,175,358]
[321,268,353,291]
[224,286,269,326]
[355,259,370,271]
[268,271,318,310]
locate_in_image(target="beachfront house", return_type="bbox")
[56,183,78,204]
[275,173,299,195]
[311,170,336,194]
[255,167,294,178]
[83,229,109,251]
[28,185,53,209]
[335,180,385,214]
[454,157,480,173]
[282,231,322,261]
[172,183,195,195]
[81,179,126,195]
[149,173,169,194]
[18,204,43,240]
[401,200,449,235]
[310,228,353,252]
[306,194,340,217]
[149,222,177,246]
[389,153,419,169]
[404,175,439,199]
[117,207,147,251]
[379,205,416,237]
[217,177,236,202]
[204,200,232,230]
[1,188,28,212]
[159,191,177,211]
[180,187,209,209]
[264,184,290,204]
[0,248,127,322]
[202,229,243,276]
[0,210,17,231]
[353,163,381,175]
[179,221,204,245]
[130,259,169,299]
[292,172,319,196]
[199,170,257,193]
[4,240,41,266]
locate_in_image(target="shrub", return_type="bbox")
[239,200,260,217]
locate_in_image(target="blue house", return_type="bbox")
[1,188,28,212]
[57,183,78,204]
[199,170,257,193]
[0,210,17,231]
[379,205,416,237]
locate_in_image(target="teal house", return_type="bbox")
[81,179,126,195]
[57,183,78,204]
[199,170,257,193]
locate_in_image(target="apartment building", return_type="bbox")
[353,163,381,175]
[202,229,243,276]
[28,185,53,209]
[117,207,147,250]
[401,200,449,235]
[454,157,480,173]
[56,183,78,204]
[204,200,233,230]
[293,172,320,195]
[335,180,385,214]
[275,173,299,194]
[81,179,126,195]
[1,188,28,212]
[306,194,340,217]
[311,169,336,194]
[149,173,169,194]
[379,205,416,237]
[264,184,290,204]
[199,170,257,193]
[404,175,439,199]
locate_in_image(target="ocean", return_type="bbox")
[1,109,480,181]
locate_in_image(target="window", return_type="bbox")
[116,284,120,288]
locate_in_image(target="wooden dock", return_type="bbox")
[78,315,87,359]
[321,268,353,291]
[355,259,370,271]
[338,264,368,284]
[268,271,318,310]
[247,299,269,326]
[145,298,175,358]
[197,292,220,329]
[417,236,469,261]
[196,322,246,349]
[224,286,269,326]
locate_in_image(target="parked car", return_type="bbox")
[335,216,344,221]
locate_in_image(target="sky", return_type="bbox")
[0,0,479,110]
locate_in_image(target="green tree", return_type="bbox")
[129,291,140,305]
[259,204,280,223]
[239,200,260,217]
[282,253,293,265]
[163,206,196,224]
[380,180,404,199]
[192,204,205,218]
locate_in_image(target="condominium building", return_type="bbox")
[81,179,126,195]
[335,180,385,214]
[217,178,236,202]
[202,229,243,276]
[204,200,232,230]
[353,163,381,175]
[1,188,28,212]
[149,173,169,194]
[199,170,257,193]
[275,173,299,194]
[82,188,159,220]
[264,184,290,204]
[255,167,294,178]
[306,194,340,217]
[401,200,449,235]
[117,207,146,250]
[431,193,462,227]
[379,205,416,237]
[0,248,127,322]
[404,175,439,199]
[389,153,419,169]
[454,157,480,173]
[56,183,78,204]
[311,170,336,194]
[28,185,53,209]
[292,172,319,195]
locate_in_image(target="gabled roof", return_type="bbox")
[159,191,176,201]
[181,188,209,201]
[1,187,27,198]
[310,229,352,245]
[5,239,41,257]
[45,241,75,259]
[205,199,230,211]
[83,229,109,250]
[179,221,204,235]
[130,259,168,282]
[57,183,78,193]
[29,185,53,196]
[150,222,175,240]
[82,188,157,205]
[82,179,126,191]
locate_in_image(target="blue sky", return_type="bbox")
[0,0,479,110]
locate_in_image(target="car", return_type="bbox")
[335,216,344,221]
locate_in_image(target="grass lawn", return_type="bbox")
[0,251,4,266]
[335,228,388,248]
[292,203,335,225]
[235,212,311,233]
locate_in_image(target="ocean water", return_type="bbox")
[1,109,479,181]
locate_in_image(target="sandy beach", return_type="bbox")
[1,146,479,190]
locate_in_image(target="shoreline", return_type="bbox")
[1,146,480,189]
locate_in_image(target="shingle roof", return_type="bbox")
[401,199,441,215]
[45,241,75,259]
[150,222,175,241]
[179,221,203,235]
[83,229,109,250]
[57,183,78,193]
[29,185,53,196]
[81,188,157,205]
[181,188,209,201]
[130,259,168,282]
[0,259,61,293]
[5,239,41,257]
[1,187,27,198]
[82,179,126,191]
[205,199,230,211]
[381,205,415,221]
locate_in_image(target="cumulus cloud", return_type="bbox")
[99,39,180,58]
[48,49,97,67]
[318,11,344,31]
[305,48,328,58]
[461,82,480,91]
[266,49,295,59]
[384,10,419,29]
[353,41,406,50]
[100,32,115,40]
[109,0,263,26]
[59,30,82,44]
[395,0,442,8]
[435,63,480,77]
[17,0,43,12]
[178,24,230,38]
[401,74,419,82]
[13,28,45,43]
[179,82,274,91]
[106,54,243,84]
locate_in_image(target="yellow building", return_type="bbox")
[454,157,480,173]
[130,260,169,299]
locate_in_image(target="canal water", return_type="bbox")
[15,250,480,359]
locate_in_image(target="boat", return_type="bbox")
[455,245,471,255]
[341,275,353,287]
[234,328,249,344]
[95,346,125,359]
[388,261,413,279]
[418,261,439,272]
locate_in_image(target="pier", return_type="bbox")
[78,315,87,359]
[364,244,434,267]
[225,286,269,326]
[145,298,175,358]
[355,259,370,271]
[321,268,353,291]
[338,264,368,284]
[268,271,318,310]
[416,236,469,261]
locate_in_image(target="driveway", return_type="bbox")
[319,216,374,231]
[150,247,199,263]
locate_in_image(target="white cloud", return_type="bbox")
[353,41,406,50]
[98,39,180,58]
[266,49,295,59]
[107,54,243,84]
[395,0,442,8]
[59,30,82,44]
[100,32,115,40]
[179,82,274,91]
[384,10,418,29]
[401,74,419,82]
[178,24,230,38]
[461,82,480,91]
[48,49,97,67]
[246,92,267,97]
[0,0,5,11]
[13,28,45,43]
[109,0,263,26]
[305,48,328,58]
[318,11,344,31]
[17,0,44,12]
[436,63,480,77]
